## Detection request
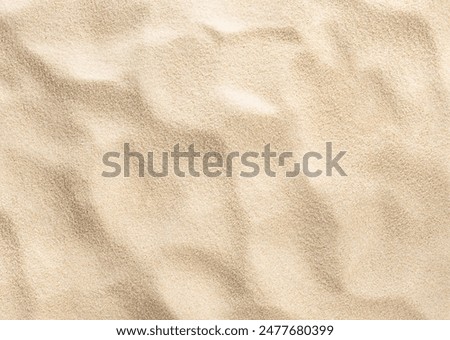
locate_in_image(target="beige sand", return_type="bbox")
[0,0,449,319]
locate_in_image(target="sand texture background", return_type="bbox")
[0,0,449,319]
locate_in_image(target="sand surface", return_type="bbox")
[0,0,449,319]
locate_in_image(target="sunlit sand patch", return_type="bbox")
[217,84,278,116]
[0,0,33,14]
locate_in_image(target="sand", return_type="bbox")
[0,0,449,319]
